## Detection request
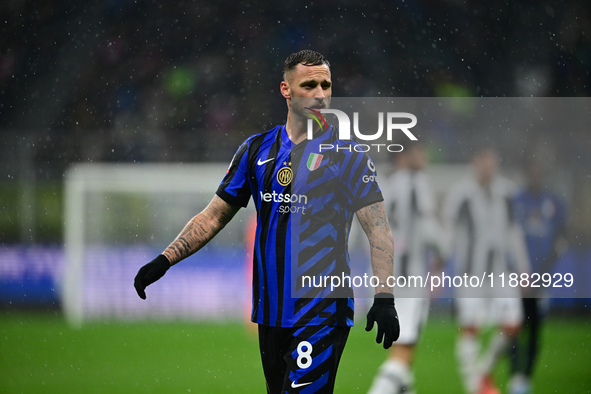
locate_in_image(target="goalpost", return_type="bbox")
[62,163,254,327]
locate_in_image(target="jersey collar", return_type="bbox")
[281,124,333,151]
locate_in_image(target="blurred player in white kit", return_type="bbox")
[443,146,530,394]
[367,141,444,394]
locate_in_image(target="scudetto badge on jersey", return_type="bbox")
[307,153,324,171]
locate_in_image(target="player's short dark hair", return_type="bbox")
[283,50,330,80]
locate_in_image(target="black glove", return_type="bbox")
[134,254,170,300]
[365,293,400,349]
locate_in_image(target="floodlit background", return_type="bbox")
[0,1,590,393]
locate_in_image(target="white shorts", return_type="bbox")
[395,297,430,345]
[456,297,523,328]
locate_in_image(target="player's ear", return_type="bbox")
[280,81,291,99]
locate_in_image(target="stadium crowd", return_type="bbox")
[0,0,590,245]
[1,1,590,163]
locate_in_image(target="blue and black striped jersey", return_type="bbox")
[216,125,383,327]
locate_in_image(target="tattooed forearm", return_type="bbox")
[356,201,395,294]
[162,195,241,265]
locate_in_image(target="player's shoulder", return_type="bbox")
[492,175,517,196]
[234,126,283,159]
[243,125,282,147]
[449,176,476,197]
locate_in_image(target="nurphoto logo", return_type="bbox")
[305,108,418,153]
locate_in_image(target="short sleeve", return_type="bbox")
[338,148,383,212]
[216,140,252,208]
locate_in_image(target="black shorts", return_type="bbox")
[258,324,351,394]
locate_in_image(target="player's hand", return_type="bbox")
[365,293,400,349]
[134,255,170,300]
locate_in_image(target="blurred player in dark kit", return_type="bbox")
[509,159,567,394]
[134,50,400,394]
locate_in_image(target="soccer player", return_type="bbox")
[443,146,530,394]
[509,159,567,394]
[367,141,444,394]
[133,50,400,394]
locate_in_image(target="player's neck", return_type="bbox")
[285,111,321,144]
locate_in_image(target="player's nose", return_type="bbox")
[312,94,327,108]
[313,85,326,98]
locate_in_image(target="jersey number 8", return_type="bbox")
[296,341,313,369]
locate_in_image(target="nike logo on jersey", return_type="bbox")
[257,158,274,165]
[291,381,312,388]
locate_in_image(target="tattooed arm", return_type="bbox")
[133,195,241,299]
[162,195,242,265]
[356,201,395,295]
[357,201,400,347]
